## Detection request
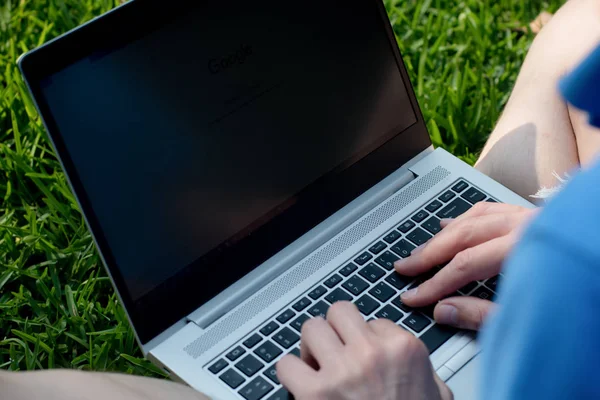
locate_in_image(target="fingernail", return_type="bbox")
[394,258,407,269]
[401,287,418,300]
[436,304,458,325]
[440,218,453,226]
[395,243,426,270]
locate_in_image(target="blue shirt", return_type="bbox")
[559,44,600,128]
[480,161,600,399]
[480,42,600,399]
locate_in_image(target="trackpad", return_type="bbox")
[446,354,480,400]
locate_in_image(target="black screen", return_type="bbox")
[39,0,417,302]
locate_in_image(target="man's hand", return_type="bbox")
[276,302,452,400]
[394,202,537,330]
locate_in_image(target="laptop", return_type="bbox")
[18,1,533,399]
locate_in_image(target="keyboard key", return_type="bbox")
[308,285,327,300]
[208,358,228,374]
[226,346,246,361]
[239,376,274,400]
[339,263,358,277]
[486,198,497,203]
[392,239,417,258]
[439,191,456,202]
[263,365,279,384]
[420,266,440,282]
[432,263,446,274]
[325,288,353,304]
[385,272,411,290]
[402,312,431,333]
[342,275,369,296]
[411,210,430,223]
[485,275,499,292]
[452,180,469,193]
[392,295,413,312]
[292,297,312,312]
[259,322,280,337]
[458,281,478,295]
[423,266,441,280]
[407,228,432,246]
[276,309,296,324]
[254,341,282,363]
[308,301,330,318]
[289,347,301,357]
[419,324,457,354]
[375,304,403,322]
[267,387,291,400]
[422,216,442,235]
[418,267,440,280]
[369,282,396,302]
[355,294,380,315]
[236,354,265,377]
[290,314,310,332]
[375,251,400,271]
[398,220,416,233]
[383,230,402,244]
[425,200,443,213]
[407,277,423,291]
[462,187,486,204]
[359,263,386,283]
[471,286,495,301]
[273,327,300,349]
[437,198,472,219]
[369,241,387,254]
[354,252,373,265]
[243,334,263,349]
[220,368,245,389]
[323,273,343,288]
[417,303,436,319]
[443,291,462,303]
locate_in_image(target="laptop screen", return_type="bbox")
[26,0,427,342]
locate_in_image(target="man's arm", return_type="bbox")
[0,369,212,400]
[480,159,600,399]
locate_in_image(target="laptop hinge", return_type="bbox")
[187,159,423,330]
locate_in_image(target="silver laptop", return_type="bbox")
[19,1,533,399]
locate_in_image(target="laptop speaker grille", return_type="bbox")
[184,166,450,359]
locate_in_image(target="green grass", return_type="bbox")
[1,0,564,376]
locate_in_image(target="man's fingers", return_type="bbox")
[326,301,371,344]
[443,202,537,228]
[440,203,535,229]
[367,317,404,339]
[433,368,455,400]
[400,234,515,306]
[276,354,318,396]
[439,218,453,228]
[402,234,513,305]
[394,211,526,276]
[433,296,495,330]
[300,317,344,368]
[448,201,529,224]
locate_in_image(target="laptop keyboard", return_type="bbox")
[206,179,500,400]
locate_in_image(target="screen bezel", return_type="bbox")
[19,0,431,344]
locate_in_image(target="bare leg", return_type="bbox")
[475,0,600,201]
[0,370,211,400]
